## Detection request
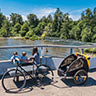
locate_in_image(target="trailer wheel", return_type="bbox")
[74,69,88,85]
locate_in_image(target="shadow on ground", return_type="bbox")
[89,68,96,73]
[61,77,96,87]
[3,77,53,94]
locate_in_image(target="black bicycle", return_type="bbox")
[2,59,54,93]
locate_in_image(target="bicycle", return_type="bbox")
[2,58,54,93]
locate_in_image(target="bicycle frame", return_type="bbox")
[15,62,37,79]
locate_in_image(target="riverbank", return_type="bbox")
[0,36,41,41]
[9,37,25,40]
[0,37,8,40]
[0,37,24,40]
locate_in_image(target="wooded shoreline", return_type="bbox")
[0,8,96,42]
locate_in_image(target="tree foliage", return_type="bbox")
[0,8,96,41]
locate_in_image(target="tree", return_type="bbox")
[93,7,96,15]
[47,14,52,23]
[60,22,70,39]
[85,8,92,19]
[40,16,47,23]
[11,23,21,36]
[0,12,6,28]
[25,30,35,37]
[0,19,10,37]
[44,23,52,36]
[70,26,81,40]
[27,14,38,28]
[81,11,85,20]
[20,22,29,37]
[10,13,23,26]
[52,8,63,37]
[34,22,46,36]
[81,26,92,42]
[60,13,73,39]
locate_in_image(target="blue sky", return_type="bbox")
[0,0,96,20]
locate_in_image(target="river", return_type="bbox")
[0,38,92,60]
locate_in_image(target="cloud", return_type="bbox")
[69,8,86,14]
[6,15,10,20]
[69,14,81,20]
[5,8,56,21]
[22,15,27,21]
[32,8,56,18]
[5,8,87,21]
[68,8,87,20]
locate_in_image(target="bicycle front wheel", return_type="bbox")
[2,69,26,93]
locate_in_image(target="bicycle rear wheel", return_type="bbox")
[36,64,54,84]
[2,69,26,93]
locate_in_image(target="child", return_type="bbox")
[21,52,28,64]
[11,52,20,65]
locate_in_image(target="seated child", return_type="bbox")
[21,52,28,64]
[11,52,20,65]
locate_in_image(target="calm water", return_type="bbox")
[0,38,92,60]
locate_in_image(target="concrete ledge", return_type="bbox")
[0,57,95,76]
[0,57,64,75]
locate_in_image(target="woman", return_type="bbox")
[30,47,40,64]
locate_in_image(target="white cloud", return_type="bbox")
[5,8,87,21]
[32,8,56,18]
[69,8,86,14]
[5,8,56,21]
[22,15,27,21]
[69,14,81,20]
[68,8,87,20]
[6,15,10,20]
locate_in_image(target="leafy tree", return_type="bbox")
[44,23,52,36]
[10,13,23,26]
[11,23,21,36]
[70,26,81,40]
[60,22,70,39]
[25,30,34,37]
[27,14,38,28]
[60,13,72,39]
[85,8,92,19]
[20,22,29,37]
[1,7,96,43]
[81,26,92,42]
[0,19,10,37]
[34,22,46,36]
[40,16,47,23]
[30,35,38,40]
[47,14,52,23]
[81,11,85,20]
[0,12,6,28]
[52,8,63,37]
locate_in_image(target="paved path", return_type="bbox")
[0,70,96,96]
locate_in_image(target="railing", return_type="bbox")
[0,44,96,75]
[0,44,96,55]
[0,44,96,49]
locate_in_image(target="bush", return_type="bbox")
[30,35,38,40]
[84,48,96,53]
[41,31,47,39]
[25,30,34,37]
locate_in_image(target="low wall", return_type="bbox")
[0,57,64,75]
[0,57,96,75]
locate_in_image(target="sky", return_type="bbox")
[0,0,96,20]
